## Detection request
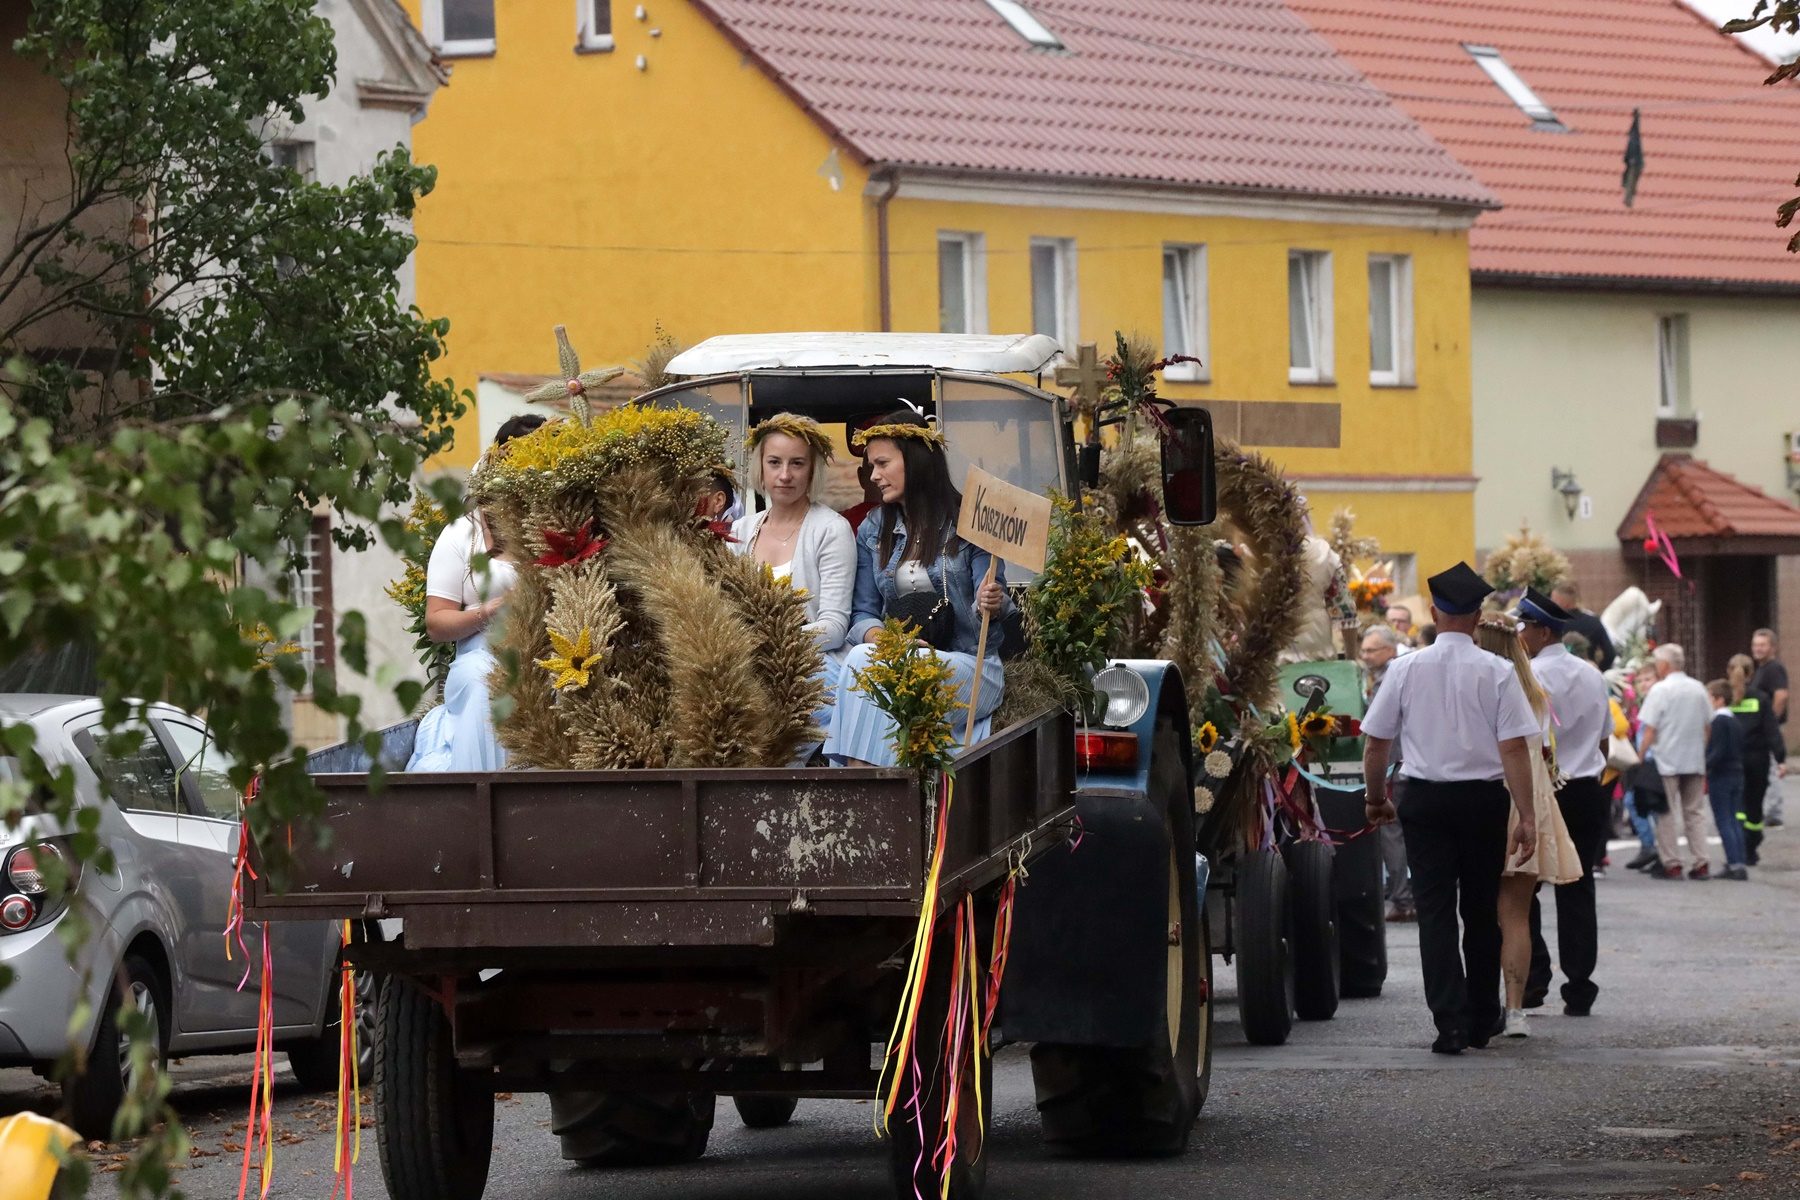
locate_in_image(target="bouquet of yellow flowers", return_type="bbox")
[852,619,965,775]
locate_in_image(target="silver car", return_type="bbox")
[0,694,363,1138]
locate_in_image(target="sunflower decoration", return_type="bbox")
[1296,708,1338,765]
[1285,711,1302,753]
[536,626,603,691]
[1194,721,1220,755]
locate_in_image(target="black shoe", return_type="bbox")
[1564,1002,1592,1017]
[1747,849,1760,867]
[1647,862,1683,880]
[1724,865,1749,881]
[1625,849,1659,871]
[1522,991,1547,1011]
[1432,1030,1468,1055]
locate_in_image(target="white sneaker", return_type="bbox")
[1504,1008,1529,1038]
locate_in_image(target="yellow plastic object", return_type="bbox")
[0,1112,80,1200]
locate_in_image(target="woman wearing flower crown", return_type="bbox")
[730,414,857,756]
[1473,614,1582,1039]
[407,413,546,771]
[826,410,1011,766]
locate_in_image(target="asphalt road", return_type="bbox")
[7,779,1800,1199]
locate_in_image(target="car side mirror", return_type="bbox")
[1159,406,1217,526]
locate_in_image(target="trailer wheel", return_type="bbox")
[1313,777,1387,998]
[733,1095,799,1129]
[888,915,991,1200]
[1030,729,1206,1156]
[1233,848,1294,1046]
[549,1090,715,1166]
[1284,839,1340,1021]
[375,975,493,1200]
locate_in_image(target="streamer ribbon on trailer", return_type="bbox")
[331,920,362,1200]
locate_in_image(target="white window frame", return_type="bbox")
[577,0,614,52]
[1367,253,1414,387]
[1029,236,1078,352]
[1288,249,1334,385]
[423,0,496,57]
[937,232,988,335]
[1160,244,1209,382]
[1657,313,1690,418]
[1464,44,1564,130]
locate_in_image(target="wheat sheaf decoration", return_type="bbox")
[471,329,824,769]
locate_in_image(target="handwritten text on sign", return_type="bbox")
[956,465,1053,574]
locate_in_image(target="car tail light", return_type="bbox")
[1076,731,1139,772]
[0,894,35,930]
[4,843,61,894]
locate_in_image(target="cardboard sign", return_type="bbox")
[956,465,1053,574]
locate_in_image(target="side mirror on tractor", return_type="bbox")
[1159,405,1217,526]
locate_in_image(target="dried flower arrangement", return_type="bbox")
[470,334,822,769]
[1483,523,1571,598]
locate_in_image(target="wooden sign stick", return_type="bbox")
[963,557,1000,745]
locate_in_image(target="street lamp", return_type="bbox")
[1551,467,1583,520]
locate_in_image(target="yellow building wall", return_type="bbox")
[404,0,875,467]
[886,200,1477,573]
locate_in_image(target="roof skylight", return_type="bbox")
[984,0,1064,50]
[1464,44,1565,130]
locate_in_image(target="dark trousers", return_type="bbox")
[1398,778,1510,1039]
[1742,761,1770,861]
[1526,776,1609,1011]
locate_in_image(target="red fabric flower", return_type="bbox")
[535,519,606,567]
[704,519,738,543]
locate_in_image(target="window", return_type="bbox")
[79,727,180,815]
[1160,245,1209,381]
[1288,250,1334,384]
[1658,314,1690,417]
[1464,45,1565,130]
[1029,237,1078,350]
[577,0,613,51]
[290,515,335,687]
[937,232,987,334]
[982,0,1063,49]
[161,721,241,821]
[267,141,315,181]
[1367,254,1414,386]
[424,0,495,57]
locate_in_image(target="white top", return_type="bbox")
[425,514,516,609]
[771,561,792,582]
[730,502,856,658]
[1530,644,1612,781]
[666,332,1063,376]
[1361,632,1542,782]
[1637,670,1712,776]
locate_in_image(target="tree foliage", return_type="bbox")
[1722,2,1800,248]
[1,0,463,1185]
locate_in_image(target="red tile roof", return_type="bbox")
[1287,0,1800,289]
[1618,454,1800,544]
[691,0,1494,210]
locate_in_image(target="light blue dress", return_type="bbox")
[823,512,1009,768]
[405,629,508,772]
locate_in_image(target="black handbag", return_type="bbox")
[1631,757,1668,814]
[885,562,956,650]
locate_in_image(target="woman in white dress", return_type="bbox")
[730,414,856,757]
[1475,615,1583,1038]
[406,414,545,771]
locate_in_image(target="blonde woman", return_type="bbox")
[730,414,856,754]
[1474,615,1582,1039]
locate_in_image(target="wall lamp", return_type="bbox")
[1551,467,1583,520]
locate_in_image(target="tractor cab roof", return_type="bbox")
[666,333,1063,377]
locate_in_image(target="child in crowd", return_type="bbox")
[1705,680,1751,881]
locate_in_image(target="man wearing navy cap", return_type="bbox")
[1361,562,1540,1054]
[1516,589,1613,1016]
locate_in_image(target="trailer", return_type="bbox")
[252,333,1219,1200]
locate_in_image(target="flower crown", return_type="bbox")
[851,421,948,452]
[743,412,835,463]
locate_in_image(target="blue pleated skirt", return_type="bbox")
[405,633,509,772]
[823,642,1004,767]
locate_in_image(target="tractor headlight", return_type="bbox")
[1093,665,1150,729]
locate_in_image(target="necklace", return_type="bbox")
[762,511,803,545]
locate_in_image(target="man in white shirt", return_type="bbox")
[1362,563,1540,1055]
[1637,643,1714,879]
[1516,589,1613,1016]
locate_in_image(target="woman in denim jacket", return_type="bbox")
[825,411,1012,766]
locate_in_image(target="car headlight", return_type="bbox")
[1093,665,1150,728]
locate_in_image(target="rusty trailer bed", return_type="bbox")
[249,708,1075,954]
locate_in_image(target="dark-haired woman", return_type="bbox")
[407,413,546,771]
[824,413,1011,767]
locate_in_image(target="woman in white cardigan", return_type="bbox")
[730,414,856,753]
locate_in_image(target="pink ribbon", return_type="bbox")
[1644,511,1682,580]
